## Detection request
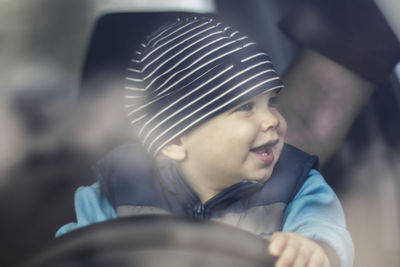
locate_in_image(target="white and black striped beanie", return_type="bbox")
[124,16,284,157]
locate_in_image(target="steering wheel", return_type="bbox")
[19,215,276,267]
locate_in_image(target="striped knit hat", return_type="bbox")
[124,16,284,157]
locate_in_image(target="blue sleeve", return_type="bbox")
[282,169,354,267]
[55,182,117,237]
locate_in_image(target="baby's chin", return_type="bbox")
[246,169,274,184]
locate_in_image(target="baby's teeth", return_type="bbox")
[262,152,268,156]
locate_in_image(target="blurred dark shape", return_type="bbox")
[11,88,71,137]
[279,0,400,84]
[0,142,94,266]
[18,215,276,267]
[322,72,400,193]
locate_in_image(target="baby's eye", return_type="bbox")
[268,96,278,107]
[236,102,254,112]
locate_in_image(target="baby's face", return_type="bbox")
[180,91,287,190]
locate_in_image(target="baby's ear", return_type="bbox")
[160,138,186,161]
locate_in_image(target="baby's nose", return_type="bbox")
[260,111,280,131]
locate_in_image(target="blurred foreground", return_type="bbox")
[0,1,399,266]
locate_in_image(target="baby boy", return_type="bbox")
[57,16,354,267]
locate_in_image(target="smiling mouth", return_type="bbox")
[250,140,279,164]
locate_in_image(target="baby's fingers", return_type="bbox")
[293,245,312,267]
[276,239,300,267]
[269,232,289,256]
[270,233,300,267]
[307,248,330,267]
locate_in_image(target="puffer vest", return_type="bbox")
[93,143,318,238]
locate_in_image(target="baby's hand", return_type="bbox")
[268,232,330,267]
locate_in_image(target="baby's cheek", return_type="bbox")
[228,125,256,145]
[278,114,288,137]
